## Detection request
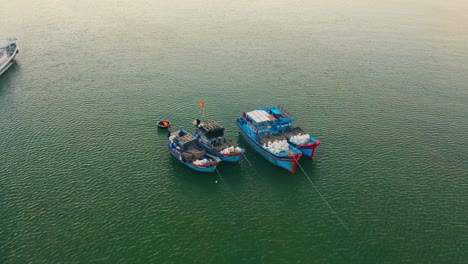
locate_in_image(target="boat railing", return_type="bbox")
[1,38,16,48]
[277,105,293,118]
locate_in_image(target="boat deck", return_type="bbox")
[282,127,306,139]
[0,43,17,67]
[260,134,287,145]
[0,43,17,56]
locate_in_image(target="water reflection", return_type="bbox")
[0,63,19,95]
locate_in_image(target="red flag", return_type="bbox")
[199,101,205,107]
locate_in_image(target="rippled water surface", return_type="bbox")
[1,0,467,262]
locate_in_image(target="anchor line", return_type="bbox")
[241,155,264,179]
[215,168,240,202]
[294,157,351,234]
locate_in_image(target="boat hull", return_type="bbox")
[168,147,218,173]
[198,141,245,163]
[237,119,301,173]
[219,154,242,163]
[0,44,18,75]
[0,50,17,76]
[290,138,321,159]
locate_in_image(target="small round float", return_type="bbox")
[157,120,171,129]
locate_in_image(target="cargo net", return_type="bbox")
[260,134,287,146]
[283,127,310,145]
[282,127,305,139]
[260,134,289,154]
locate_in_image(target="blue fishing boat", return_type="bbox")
[236,109,303,173]
[194,119,245,162]
[168,129,221,173]
[261,105,321,159]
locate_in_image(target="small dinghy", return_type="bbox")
[0,38,19,76]
[157,120,171,129]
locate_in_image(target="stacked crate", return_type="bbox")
[180,133,196,143]
[181,152,194,163]
[200,120,225,139]
[188,148,206,160]
[180,148,205,163]
[201,120,222,131]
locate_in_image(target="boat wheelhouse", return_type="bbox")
[194,120,245,162]
[168,129,221,173]
[0,38,19,76]
[236,109,302,173]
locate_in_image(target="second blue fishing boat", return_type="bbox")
[194,119,245,162]
[236,109,302,173]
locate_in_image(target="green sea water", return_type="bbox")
[1,0,467,262]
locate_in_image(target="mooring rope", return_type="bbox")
[241,155,264,179]
[295,159,351,234]
[242,152,350,233]
[215,168,226,183]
